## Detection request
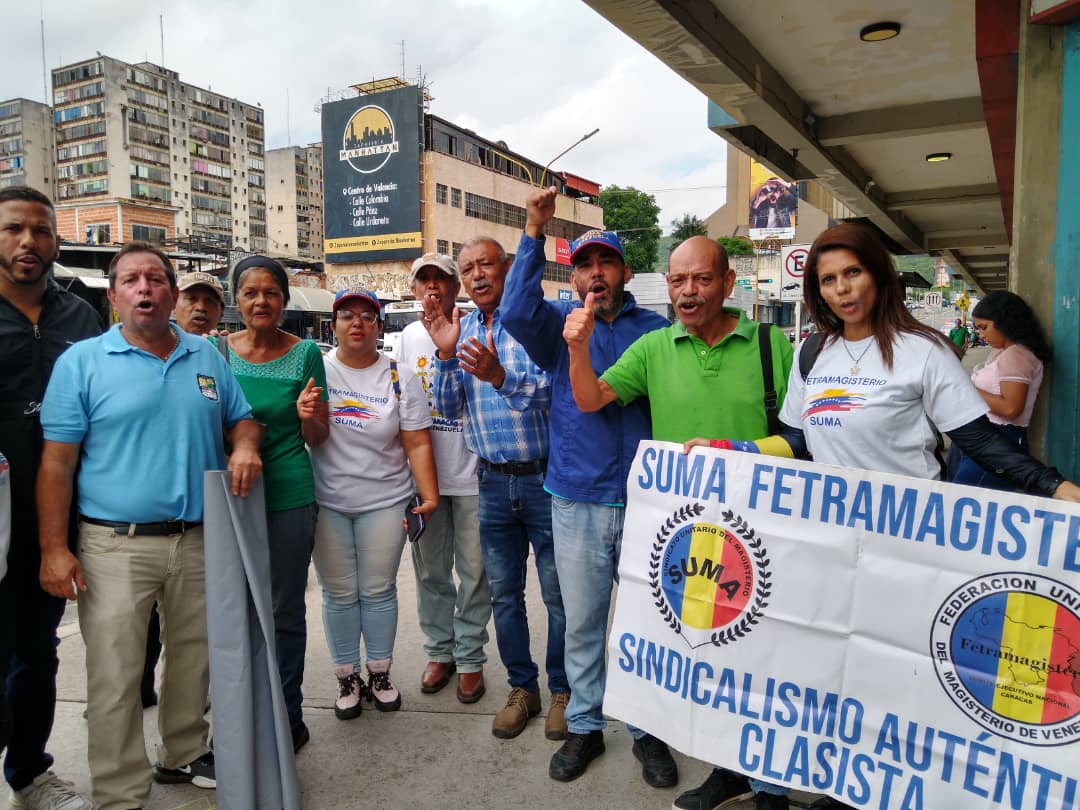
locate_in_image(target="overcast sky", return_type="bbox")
[1,0,728,234]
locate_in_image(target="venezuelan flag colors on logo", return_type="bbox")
[661,522,754,634]
[932,573,1080,746]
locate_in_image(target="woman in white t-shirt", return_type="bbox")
[309,288,438,720]
[682,222,1079,810]
[947,290,1051,490]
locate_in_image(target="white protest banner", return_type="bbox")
[604,441,1080,809]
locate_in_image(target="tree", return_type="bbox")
[716,236,754,257]
[669,214,707,251]
[598,185,662,273]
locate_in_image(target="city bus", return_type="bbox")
[380,299,478,357]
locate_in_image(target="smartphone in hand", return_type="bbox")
[405,494,426,542]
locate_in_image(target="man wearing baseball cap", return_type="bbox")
[396,255,491,704]
[174,272,225,336]
[500,187,676,787]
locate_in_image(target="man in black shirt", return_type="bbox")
[0,186,101,809]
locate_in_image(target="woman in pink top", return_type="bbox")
[948,290,1052,490]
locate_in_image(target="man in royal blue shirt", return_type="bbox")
[426,236,568,742]
[501,188,677,787]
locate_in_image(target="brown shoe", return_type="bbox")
[421,661,456,694]
[491,687,541,739]
[545,691,570,740]
[456,670,486,704]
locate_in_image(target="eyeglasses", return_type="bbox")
[336,311,378,325]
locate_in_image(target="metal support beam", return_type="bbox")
[927,232,1010,250]
[816,98,986,146]
[885,184,1000,210]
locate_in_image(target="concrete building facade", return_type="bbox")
[0,98,55,192]
[50,55,266,253]
[266,143,324,260]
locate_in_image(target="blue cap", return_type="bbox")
[333,287,382,318]
[570,229,624,263]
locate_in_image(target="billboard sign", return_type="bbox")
[748,160,797,241]
[555,238,572,266]
[321,87,423,264]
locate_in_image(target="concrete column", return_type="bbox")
[1010,16,1063,462]
[1047,21,1080,481]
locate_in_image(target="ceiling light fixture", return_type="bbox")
[925,152,953,163]
[860,22,901,42]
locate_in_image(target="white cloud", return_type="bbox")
[3,0,729,227]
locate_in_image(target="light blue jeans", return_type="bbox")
[550,496,643,739]
[311,500,409,667]
[409,494,491,671]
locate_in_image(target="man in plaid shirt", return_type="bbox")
[426,236,568,742]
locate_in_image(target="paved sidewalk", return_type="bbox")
[45,550,826,809]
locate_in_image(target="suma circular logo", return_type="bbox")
[339,104,399,174]
[650,504,771,649]
[930,572,1080,746]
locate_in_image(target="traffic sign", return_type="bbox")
[780,244,810,302]
[956,293,970,312]
[925,292,942,307]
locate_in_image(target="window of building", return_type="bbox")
[131,224,167,244]
[452,242,463,261]
[437,239,448,255]
[84,223,110,245]
[435,183,448,205]
[451,187,462,208]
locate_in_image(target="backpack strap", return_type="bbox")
[218,332,229,361]
[799,332,825,381]
[389,358,402,401]
[757,323,781,436]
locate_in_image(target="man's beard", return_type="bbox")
[0,255,53,285]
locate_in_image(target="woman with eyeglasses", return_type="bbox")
[947,290,1052,490]
[228,255,329,752]
[309,288,438,721]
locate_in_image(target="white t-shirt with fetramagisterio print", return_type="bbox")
[311,349,432,514]
[780,332,987,481]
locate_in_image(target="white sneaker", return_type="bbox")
[10,772,92,810]
[367,658,401,712]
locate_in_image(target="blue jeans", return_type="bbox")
[477,466,567,694]
[0,545,66,790]
[410,494,490,671]
[267,503,317,728]
[551,497,643,738]
[312,501,408,666]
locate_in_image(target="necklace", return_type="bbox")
[841,337,874,374]
[159,329,179,362]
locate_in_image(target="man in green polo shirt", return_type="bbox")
[564,234,795,810]
[565,235,792,444]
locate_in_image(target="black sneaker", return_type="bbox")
[755,792,789,810]
[291,721,310,753]
[549,730,605,782]
[633,733,679,788]
[153,751,215,788]
[672,768,752,809]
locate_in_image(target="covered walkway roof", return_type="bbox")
[585,0,1021,293]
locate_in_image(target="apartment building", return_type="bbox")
[266,143,324,261]
[0,98,55,192]
[50,55,266,251]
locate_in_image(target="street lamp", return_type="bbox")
[539,128,599,188]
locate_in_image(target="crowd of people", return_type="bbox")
[1,180,1078,810]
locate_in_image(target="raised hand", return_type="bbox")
[421,293,461,358]
[563,291,596,349]
[459,326,506,386]
[525,185,558,238]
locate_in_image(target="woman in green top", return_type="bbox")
[228,255,329,751]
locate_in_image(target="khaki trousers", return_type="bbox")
[78,521,210,810]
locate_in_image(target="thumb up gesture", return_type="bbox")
[563,291,596,350]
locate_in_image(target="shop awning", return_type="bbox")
[286,287,335,313]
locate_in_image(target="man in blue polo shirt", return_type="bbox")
[501,187,678,787]
[35,242,262,810]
